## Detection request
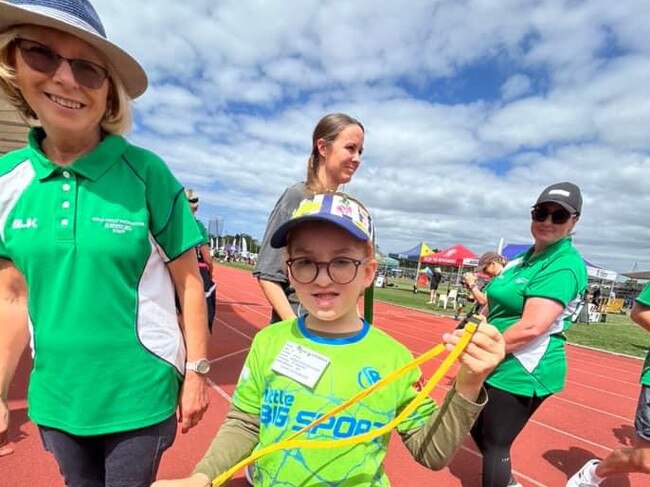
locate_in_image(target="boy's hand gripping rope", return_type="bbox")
[212,317,482,486]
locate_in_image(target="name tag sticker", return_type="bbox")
[271,342,330,389]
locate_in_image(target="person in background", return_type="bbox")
[470,182,588,487]
[455,252,508,326]
[185,189,216,333]
[462,252,508,308]
[253,113,364,324]
[152,192,505,487]
[566,281,650,486]
[0,1,209,484]
[426,266,443,304]
[592,285,603,311]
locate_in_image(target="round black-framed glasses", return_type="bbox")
[286,257,366,284]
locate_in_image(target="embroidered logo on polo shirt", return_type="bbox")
[12,218,38,229]
[91,216,146,235]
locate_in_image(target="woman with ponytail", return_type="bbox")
[253,113,365,323]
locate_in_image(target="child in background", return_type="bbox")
[153,193,505,487]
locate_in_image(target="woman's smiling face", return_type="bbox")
[14,26,109,138]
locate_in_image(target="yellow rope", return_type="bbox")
[212,321,479,486]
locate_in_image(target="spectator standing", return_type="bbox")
[253,113,364,323]
[426,266,443,304]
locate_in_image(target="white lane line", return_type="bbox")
[207,378,233,403]
[209,346,250,364]
[528,419,614,453]
[215,315,256,341]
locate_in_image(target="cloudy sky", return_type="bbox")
[95,0,650,275]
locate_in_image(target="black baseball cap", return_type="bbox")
[535,182,582,215]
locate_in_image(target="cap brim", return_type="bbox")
[0,3,147,98]
[535,198,578,214]
[270,214,370,249]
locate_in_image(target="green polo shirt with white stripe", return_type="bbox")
[484,237,587,396]
[635,283,650,385]
[0,129,202,435]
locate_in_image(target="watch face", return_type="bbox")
[196,359,211,374]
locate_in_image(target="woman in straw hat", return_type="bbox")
[0,1,210,484]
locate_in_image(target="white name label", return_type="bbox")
[271,342,330,389]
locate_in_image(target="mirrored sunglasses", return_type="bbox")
[531,205,574,224]
[14,38,109,90]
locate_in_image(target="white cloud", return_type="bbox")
[501,74,532,101]
[84,0,650,273]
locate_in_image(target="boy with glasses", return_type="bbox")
[154,192,505,487]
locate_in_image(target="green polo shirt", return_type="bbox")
[484,237,587,396]
[196,219,209,245]
[0,129,202,435]
[635,283,650,385]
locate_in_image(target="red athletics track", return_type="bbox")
[0,263,645,486]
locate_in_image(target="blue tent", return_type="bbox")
[388,242,434,261]
[501,244,530,261]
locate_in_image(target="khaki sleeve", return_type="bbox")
[192,406,260,480]
[399,385,487,470]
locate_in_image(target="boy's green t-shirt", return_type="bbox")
[232,317,437,486]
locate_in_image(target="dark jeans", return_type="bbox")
[470,385,547,487]
[39,415,177,487]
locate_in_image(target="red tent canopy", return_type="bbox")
[420,244,478,267]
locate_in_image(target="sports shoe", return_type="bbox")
[507,476,522,487]
[566,459,602,486]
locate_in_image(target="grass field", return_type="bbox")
[376,280,648,358]
[219,261,648,358]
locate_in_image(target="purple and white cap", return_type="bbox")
[271,193,374,248]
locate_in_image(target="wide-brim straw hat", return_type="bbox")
[0,0,147,98]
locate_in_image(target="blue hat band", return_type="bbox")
[10,0,106,37]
